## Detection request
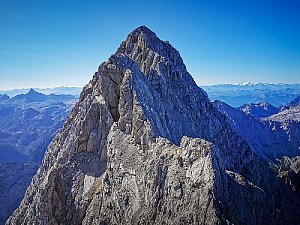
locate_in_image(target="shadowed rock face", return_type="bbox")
[6,26,300,225]
[213,100,300,222]
[262,103,300,158]
[213,100,300,162]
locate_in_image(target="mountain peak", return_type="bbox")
[131,25,156,37]
[11,88,47,103]
[8,27,298,225]
[0,93,10,101]
[115,26,185,78]
[28,88,38,94]
[116,26,160,57]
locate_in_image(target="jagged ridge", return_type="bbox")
[7,26,299,225]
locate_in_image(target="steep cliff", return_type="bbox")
[7,26,299,225]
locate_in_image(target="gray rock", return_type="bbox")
[6,26,300,225]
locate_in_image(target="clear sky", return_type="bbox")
[0,0,300,89]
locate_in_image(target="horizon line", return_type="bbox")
[1,82,300,92]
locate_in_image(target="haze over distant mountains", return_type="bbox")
[200,83,300,107]
[0,89,77,163]
[0,89,77,224]
[0,86,82,98]
[2,83,299,108]
[213,96,300,162]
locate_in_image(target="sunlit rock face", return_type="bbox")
[7,26,300,225]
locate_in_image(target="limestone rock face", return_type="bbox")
[6,26,299,225]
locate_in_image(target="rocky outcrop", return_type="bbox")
[266,102,300,124]
[276,156,300,216]
[7,26,300,224]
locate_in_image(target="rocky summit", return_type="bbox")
[7,26,300,225]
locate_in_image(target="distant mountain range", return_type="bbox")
[201,83,300,107]
[2,83,299,108]
[0,89,78,223]
[212,96,300,200]
[0,86,82,98]
[0,89,77,163]
[213,97,300,162]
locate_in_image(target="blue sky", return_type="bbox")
[0,0,300,89]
